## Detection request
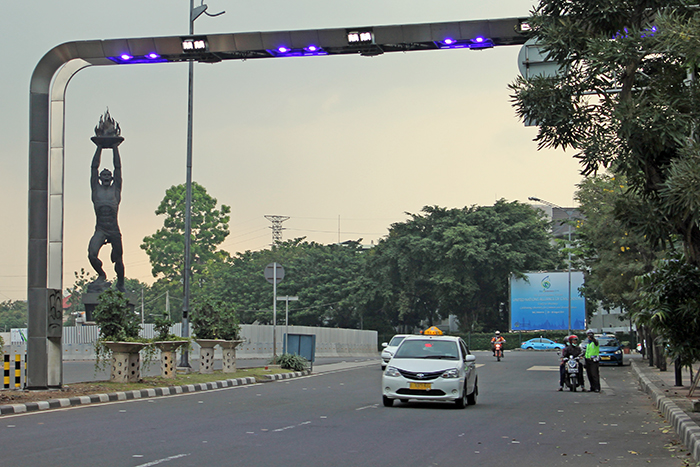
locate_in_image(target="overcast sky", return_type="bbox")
[0,0,583,301]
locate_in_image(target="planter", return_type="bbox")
[153,341,188,378]
[195,339,225,374]
[103,341,145,383]
[220,340,244,373]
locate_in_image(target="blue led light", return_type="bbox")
[120,54,133,61]
[147,53,161,59]
[278,46,290,53]
[108,54,168,64]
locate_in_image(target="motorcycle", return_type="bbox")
[564,356,583,391]
[494,342,504,362]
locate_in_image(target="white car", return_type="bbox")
[381,334,411,370]
[382,335,478,409]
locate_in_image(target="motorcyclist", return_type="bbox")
[491,331,506,356]
[559,335,585,391]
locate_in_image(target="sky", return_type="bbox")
[0,0,584,302]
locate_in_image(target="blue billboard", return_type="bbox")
[510,271,585,331]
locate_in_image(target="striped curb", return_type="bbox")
[632,360,700,463]
[261,370,310,381]
[0,370,308,416]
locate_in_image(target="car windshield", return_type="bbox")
[389,336,406,346]
[599,338,619,347]
[394,339,459,359]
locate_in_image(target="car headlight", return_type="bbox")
[615,350,622,355]
[441,368,460,379]
[385,366,401,377]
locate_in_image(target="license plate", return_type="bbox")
[601,356,610,360]
[410,382,431,390]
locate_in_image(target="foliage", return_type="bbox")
[0,300,27,330]
[93,289,140,341]
[198,238,371,328]
[510,1,700,266]
[636,253,700,366]
[364,201,559,332]
[141,182,231,281]
[0,334,4,350]
[153,311,176,341]
[574,174,663,315]
[275,353,309,371]
[191,299,240,341]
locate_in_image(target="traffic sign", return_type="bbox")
[264,263,285,284]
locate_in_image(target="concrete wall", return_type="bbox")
[7,325,378,361]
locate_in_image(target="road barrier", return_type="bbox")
[3,353,26,389]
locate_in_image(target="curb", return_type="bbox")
[631,360,700,463]
[0,370,311,416]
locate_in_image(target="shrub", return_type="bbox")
[93,289,140,341]
[191,299,240,341]
[276,353,309,371]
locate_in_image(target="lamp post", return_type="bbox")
[528,197,575,335]
[180,0,224,368]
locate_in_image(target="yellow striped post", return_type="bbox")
[3,354,9,389]
[14,354,21,388]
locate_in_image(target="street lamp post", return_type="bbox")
[528,197,574,335]
[180,1,224,368]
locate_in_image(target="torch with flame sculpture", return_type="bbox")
[91,109,124,148]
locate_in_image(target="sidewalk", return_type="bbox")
[631,353,700,463]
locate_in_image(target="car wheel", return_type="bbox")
[527,346,534,350]
[382,395,394,407]
[381,364,386,370]
[618,360,623,366]
[467,378,478,406]
[455,385,467,409]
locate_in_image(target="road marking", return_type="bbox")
[528,366,560,371]
[133,453,191,467]
[356,404,378,411]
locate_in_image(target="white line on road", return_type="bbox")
[356,404,379,411]
[133,453,190,467]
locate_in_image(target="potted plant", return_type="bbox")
[191,299,243,373]
[151,312,189,378]
[93,289,146,383]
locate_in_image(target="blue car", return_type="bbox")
[597,335,624,366]
[520,338,565,351]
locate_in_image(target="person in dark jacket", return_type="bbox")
[559,335,585,391]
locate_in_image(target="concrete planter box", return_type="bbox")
[220,340,244,373]
[153,341,188,378]
[195,339,224,374]
[103,341,145,383]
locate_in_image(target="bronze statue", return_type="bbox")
[88,110,125,293]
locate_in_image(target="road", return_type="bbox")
[0,352,689,466]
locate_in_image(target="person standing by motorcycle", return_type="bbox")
[559,335,585,391]
[491,331,506,356]
[583,330,601,392]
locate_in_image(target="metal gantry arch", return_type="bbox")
[27,17,530,388]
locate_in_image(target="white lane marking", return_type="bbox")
[527,366,560,371]
[273,425,296,432]
[133,453,191,467]
[356,404,378,411]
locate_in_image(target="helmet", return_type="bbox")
[586,329,595,335]
[569,334,578,342]
[495,331,501,335]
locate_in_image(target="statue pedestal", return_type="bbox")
[82,292,138,322]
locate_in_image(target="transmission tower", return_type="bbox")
[265,215,290,245]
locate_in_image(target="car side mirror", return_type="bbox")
[381,342,388,348]
[465,355,476,362]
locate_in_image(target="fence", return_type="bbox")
[8,324,378,361]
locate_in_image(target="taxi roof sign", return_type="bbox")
[424,326,443,335]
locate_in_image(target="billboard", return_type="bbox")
[510,271,585,331]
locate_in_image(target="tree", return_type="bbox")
[141,182,230,282]
[0,300,27,330]
[510,1,700,265]
[574,174,662,314]
[365,201,559,332]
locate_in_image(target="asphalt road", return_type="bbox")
[0,352,690,466]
